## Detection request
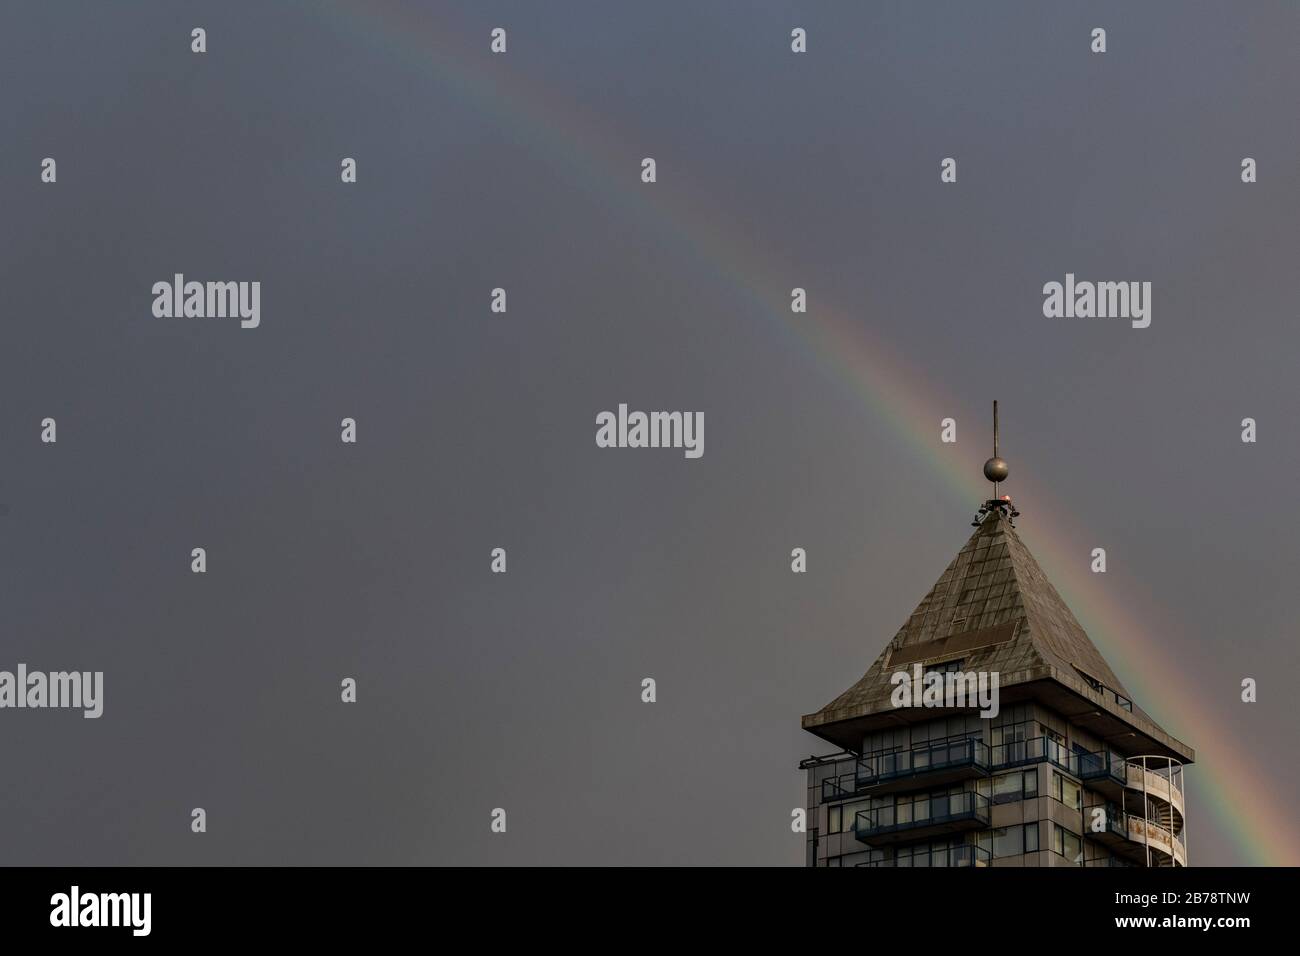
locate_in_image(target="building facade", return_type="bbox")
[800,492,1192,868]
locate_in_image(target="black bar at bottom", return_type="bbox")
[0,865,1286,941]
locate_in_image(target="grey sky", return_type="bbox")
[1,1,1297,865]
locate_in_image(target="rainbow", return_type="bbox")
[320,1,1296,866]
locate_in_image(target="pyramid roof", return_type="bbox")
[802,508,1194,762]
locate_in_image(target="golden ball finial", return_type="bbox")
[983,457,1009,483]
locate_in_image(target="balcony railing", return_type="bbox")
[853,792,990,842]
[1127,755,1185,801]
[1083,802,1129,839]
[1084,802,1186,866]
[856,844,991,868]
[989,736,1075,773]
[818,744,1185,841]
[855,739,991,789]
[1077,749,1127,788]
[820,773,857,802]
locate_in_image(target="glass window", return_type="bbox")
[992,826,1024,858]
[1053,772,1082,810]
[1025,822,1039,853]
[1065,828,1081,863]
[992,772,1021,804]
[990,769,1037,803]
[1053,824,1082,864]
[992,724,1023,746]
[990,718,1034,765]
[834,800,869,834]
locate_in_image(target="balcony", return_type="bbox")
[1082,803,1131,852]
[1083,803,1187,867]
[1127,814,1187,867]
[853,792,991,846]
[821,775,857,802]
[1078,750,1127,800]
[857,844,991,867]
[1125,756,1186,821]
[989,735,1077,773]
[854,739,991,794]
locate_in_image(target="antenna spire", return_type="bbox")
[993,399,999,457]
[992,400,1000,496]
[975,401,1017,526]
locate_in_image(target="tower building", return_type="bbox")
[799,405,1192,866]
